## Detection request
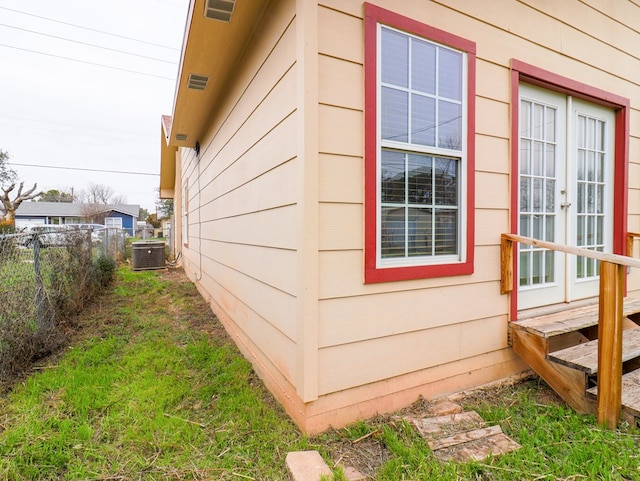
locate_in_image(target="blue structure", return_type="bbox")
[16,202,139,236]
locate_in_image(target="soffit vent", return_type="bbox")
[175,133,188,141]
[204,0,235,22]
[187,73,209,90]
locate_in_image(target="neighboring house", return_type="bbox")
[16,202,139,235]
[159,0,640,433]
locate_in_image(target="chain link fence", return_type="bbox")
[0,226,120,382]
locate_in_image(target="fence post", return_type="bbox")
[597,261,625,428]
[33,235,48,330]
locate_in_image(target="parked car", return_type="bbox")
[20,225,84,248]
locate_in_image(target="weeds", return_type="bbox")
[2,268,640,480]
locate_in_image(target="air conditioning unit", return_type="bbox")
[132,241,166,271]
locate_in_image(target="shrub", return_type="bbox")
[94,255,117,287]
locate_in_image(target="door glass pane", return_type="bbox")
[520,139,531,174]
[587,151,595,181]
[520,101,531,137]
[520,251,530,286]
[532,215,542,239]
[520,214,531,239]
[545,106,556,141]
[545,179,555,212]
[520,178,530,211]
[577,149,585,180]
[545,145,555,177]
[533,104,544,139]
[533,178,543,212]
[577,115,586,148]
[545,215,555,242]
[532,250,542,284]
[577,215,585,246]
[533,141,543,176]
[545,250,554,283]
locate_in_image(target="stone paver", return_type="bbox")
[286,450,333,481]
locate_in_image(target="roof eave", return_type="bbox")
[165,0,269,149]
[160,117,177,199]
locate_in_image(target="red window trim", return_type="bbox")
[364,3,476,283]
[509,59,630,318]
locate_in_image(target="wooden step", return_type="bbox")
[587,369,640,418]
[548,327,640,374]
[511,298,640,338]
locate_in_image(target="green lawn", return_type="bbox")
[1,268,640,480]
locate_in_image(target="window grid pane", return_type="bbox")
[575,114,606,280]
[519,99,558,287]
[380,150,459,259]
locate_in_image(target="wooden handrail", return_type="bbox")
[501,233,637,429]
[627,232,640,258]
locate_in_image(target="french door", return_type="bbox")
[518,83,615,310]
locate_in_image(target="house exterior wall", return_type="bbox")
[176,0,306,422]
[173,0,640,433]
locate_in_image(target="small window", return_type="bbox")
[364,4,476,283]
[105,217,122,229]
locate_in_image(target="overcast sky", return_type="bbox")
[0,0,188,212]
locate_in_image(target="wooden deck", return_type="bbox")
[509,297,640,425]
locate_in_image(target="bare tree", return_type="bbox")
[0,149,16,186]
[80,203,108,225]
[1,182,43,226]
[78,183,127,205]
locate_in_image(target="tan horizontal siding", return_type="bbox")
[318,54,363,111]
[198,67,297,188]
[179,1,301,399]
[200,159,297,220]
[202,114,298,205]
[318,281,507,347]
[317,245,502,300]
[199,204,297,250]
[200,240,297,298]
[198,252,297,341]
[318,153,363,204]
[318,5,363,63]
[317,314,509,394]
[196,271,297,386]
[318,104,363,157]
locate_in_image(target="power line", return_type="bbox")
[10,163,160,176]
[0,6,180,51]
[0,113,150,138]
[0,43,175,81]
[0,23,178,65]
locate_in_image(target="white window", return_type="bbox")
[105,217,122,229]
[378,26,466,266]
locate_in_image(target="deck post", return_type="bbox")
[500,235,514,294]
[597,261,625,428]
